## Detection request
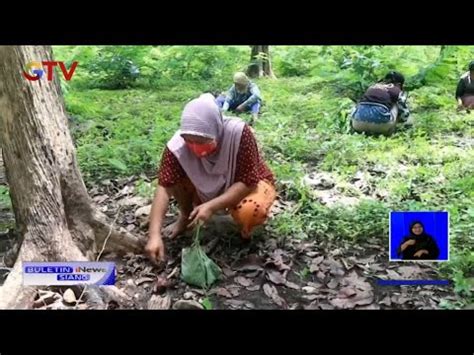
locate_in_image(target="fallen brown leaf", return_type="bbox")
[222,267,237,278]
[397,265,421,278]
[136,277,155,286]
[302,286,318,294]
[309,256,324,273]
[285,281,300,290]
[265,250,291,271]
[330,248,343,256]
[119,196,148,207]
[246,285,261,292]
[357,304,380,310]
[135,204,152,217]
[263,283,287,308]
[357,256,375,264]
[245,270,262,278]
[266,269,287,285]
[319,303,335,310]
[379,296,392,306]
[330,290,374,309]
[227,285,241,297]
[225,299,246,309]
[327,279,339,289]
[386,269,401,279]
[234,254,263,272]
[338,286,357,298]
[147,295,171,310]
[234,276,252,287]
[343,271,372,291]
[172,300,203,310]
[368,264,384,272]
[214,287,233,298]
[302,294,319,301]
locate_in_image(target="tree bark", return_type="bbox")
[0,46,142,309]
[248,45,276,79]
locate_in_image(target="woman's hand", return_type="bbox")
[188,202,215,228]
[236,104,245,113]
[401,239,416,251]
[145,233,165,264]
[414,249,429,258]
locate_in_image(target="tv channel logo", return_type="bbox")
[23,61,78,81]
[23,262,115,286]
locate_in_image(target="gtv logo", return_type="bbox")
[23,61,78,81]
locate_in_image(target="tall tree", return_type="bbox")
[248,45,276,79]
[0,46,141,309]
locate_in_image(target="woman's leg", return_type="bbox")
[462,95,474,108]
[230,180,277,239]
[352,120,396,136]
[249,101,261,125]
[215,94,226,109]
[163,179,200,239]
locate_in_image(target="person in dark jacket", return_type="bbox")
[455,61,474,111]
[351,71,410,136]
[216,72,262,125]
[397,221,440,260]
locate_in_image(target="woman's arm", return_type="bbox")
[188,182,254,227]
[208,182,254,212]
[145,184,171,262]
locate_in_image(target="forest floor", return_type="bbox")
[92,175,458,310]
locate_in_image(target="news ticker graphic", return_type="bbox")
[23,262,115,286]
[377,279,450,286]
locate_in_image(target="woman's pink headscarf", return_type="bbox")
[167,94,245,202]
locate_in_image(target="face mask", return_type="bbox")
[186,140,218,158]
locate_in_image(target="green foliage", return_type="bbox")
[85,46,149,89]
[136,178,156,199]
[146,46,248,89]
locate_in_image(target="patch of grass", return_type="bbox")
[136,178,157,200]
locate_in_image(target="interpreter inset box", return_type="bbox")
[389,211,449,262]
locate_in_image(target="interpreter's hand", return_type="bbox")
[401,239,416,251]
[188,202,214,228]
[236,105,245,113]
[145,234,165,264]
[414,249,429,258]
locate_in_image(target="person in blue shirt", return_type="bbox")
[216,72,262,125]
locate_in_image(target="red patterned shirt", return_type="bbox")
[158,125,274,188]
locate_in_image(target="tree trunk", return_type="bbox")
[0,46,142,309]
[248,45,276,79]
